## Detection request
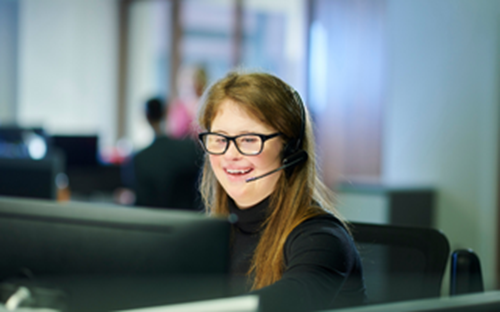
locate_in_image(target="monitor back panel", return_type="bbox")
[0,197,232,311]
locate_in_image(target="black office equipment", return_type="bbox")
[49,135,126,197]
[0,126,47,143]
[0,196,231,312]
[0,155,63,200]
[0,126,49,159]
[50,135,99,168]
[450,249,484,296]
[350,222,450,305]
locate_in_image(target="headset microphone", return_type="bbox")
[245,150,308,183]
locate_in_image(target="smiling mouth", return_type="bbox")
[225,168,253,176]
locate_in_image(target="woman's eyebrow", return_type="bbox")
[210,130,255,135]
[210,129,229,135]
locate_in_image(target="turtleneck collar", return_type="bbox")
[228,197,270,234]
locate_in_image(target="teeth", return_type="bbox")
[226,169,251,174]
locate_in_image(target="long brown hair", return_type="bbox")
[197,71,344,290]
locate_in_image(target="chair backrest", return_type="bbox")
[350,222,450,305]
[450,249,484,296]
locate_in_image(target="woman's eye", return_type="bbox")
[241,137,258,143]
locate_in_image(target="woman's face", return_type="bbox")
[209,99,283,209]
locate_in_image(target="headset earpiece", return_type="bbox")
[282,139,297,159]
[283,150,308,167]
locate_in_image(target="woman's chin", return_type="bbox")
[226,189,249,206]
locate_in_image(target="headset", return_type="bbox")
[246,88,308,183]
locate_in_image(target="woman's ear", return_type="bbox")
[282,139,297,160]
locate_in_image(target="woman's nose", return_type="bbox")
[224,140,242,159]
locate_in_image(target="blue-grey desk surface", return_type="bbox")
[324,290,500,312]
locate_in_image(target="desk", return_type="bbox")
[328,290,500,312]
[1,275,246,312]
[115,295,258,312]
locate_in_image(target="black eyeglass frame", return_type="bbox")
[198,132,282,156]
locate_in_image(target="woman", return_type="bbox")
[197,72,366,311]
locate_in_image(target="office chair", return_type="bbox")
[449,249,484,296]
[350,222,450,305]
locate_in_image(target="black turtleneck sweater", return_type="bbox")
[228,197,366,312]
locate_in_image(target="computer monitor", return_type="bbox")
[0,126,47,143]
[50,135,99,168]
[0,126,49,159]
[0,196,231,312]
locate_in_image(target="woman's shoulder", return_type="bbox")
[292,213,349,236]
[285,214,357,256]
[283,213,361,272]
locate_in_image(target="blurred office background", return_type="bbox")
[0,0,499,294]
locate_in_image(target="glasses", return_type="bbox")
[198,132,281,156]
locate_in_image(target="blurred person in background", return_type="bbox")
[166,64,208,139]
[125,97,202,210]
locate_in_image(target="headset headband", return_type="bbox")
[290,89,306,152]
